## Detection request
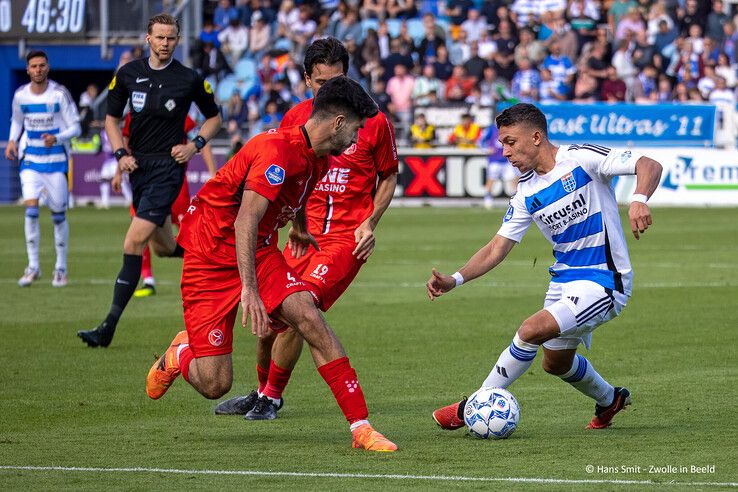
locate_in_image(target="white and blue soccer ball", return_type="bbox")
[463,387,520,439]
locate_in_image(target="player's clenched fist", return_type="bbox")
[427,268,456,300]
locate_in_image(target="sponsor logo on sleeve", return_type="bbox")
[265,164,285,185]
[131,91,147,112]
[503,205,514,222]
[108,76,116,90]
[204,80,213,94]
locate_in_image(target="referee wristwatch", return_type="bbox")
[114,148,129,161]
[192,135,207,152]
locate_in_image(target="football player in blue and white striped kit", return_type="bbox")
[428,104,662,431]
[5,50,81,287]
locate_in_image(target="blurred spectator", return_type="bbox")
[449,29,471,66]
[492,19,517,81]
[698,64,717,98]
[709,76,736,104]
[397,20,416,54]
[218,15,249,67]
[539,68,568,103]
[608,0,638,36]
[377,21,392,58]
[679,0,707,36]
[633,64,659,102]
[686,24,705,54]
[478,66,511,105]
[657,75,673,102]
[257,53,276,84]
[568,0,600,47]
[386,64,415,136]
[673,81,690,102]
[433,44,455,81]
[328,7,363,42]
[78,83,99,136]
[370,78,392,114]
[542,41,576,91]
[647,2,674,44]
[616,7,645,41]
[464,41,489,81]
[510,0,540,29]
[715,52,737,88]
[214,0,239,30]
[720,22,737,62]
[445,65,475,101]
[612,40,638,96]
[462,8,488,42]
[200,19,221,48]
[289,5,317,49]
[416,14,446,65]
[410,113,436,148]
[382,37,414,82]
[387,0,418,20]
[601,65,627,101]
[632,30,656,70]
[653,19,678,59]
[448,113,481,148]
[688,87,705,101]
[361,0,387,20]
[412,64,443,106]
[514,27,545,68]
[445,0,475,27]
[511,57,540,102]
[248,12,270,58]
[277,0,299,32]
[199,41,230,82]
[478,30,497,60]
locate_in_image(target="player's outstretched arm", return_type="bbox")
[629,157,662,240]
[235,190,270,337]
[354,172,398,260]
[426,234,516,300]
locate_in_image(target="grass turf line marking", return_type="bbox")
[0,466,736,487]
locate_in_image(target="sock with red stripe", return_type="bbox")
[317,356,368,425]
[262,360,292,400]
[256,363,269,393]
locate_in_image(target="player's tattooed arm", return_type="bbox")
[354,172,398,260]
[235,190,270,337]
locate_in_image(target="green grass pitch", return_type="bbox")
[0,205,736,490]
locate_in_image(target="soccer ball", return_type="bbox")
[463,387,520,439]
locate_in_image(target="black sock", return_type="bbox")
[104,254,143,329]
[170,243,185,257]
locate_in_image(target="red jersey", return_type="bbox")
[178,126,328,262]
[281,99,398,236]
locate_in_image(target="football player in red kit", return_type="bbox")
[145,76,397,452]
[214,38,399,421]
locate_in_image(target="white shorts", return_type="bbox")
[100,157,118,180]
[487,160,520,181]
[20,169,68,212]
[542,280,628,351]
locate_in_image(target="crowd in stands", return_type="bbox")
[83,1,738,147]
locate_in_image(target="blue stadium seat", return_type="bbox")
[234,58,257,83]
[215,75,238,103]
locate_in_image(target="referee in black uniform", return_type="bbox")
[79,13,221,347]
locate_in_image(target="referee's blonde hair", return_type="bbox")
[147,13,180,36]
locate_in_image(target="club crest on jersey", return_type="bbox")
[343,143,357,155]
[265,164,285,185]
[561,172,576,193]
[208,329,224,347]
[131,91,147,112]
[503,205,514,222]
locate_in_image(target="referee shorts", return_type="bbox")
[130,153,185,227]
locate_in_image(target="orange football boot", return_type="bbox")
[146,330,188,400]
[587,387,631,429]
[351,424,398,452]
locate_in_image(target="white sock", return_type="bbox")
[176,343,189,364]
[560,354,614,407]
[143,276,156,286]
[24,210,40,270]
[52,213,69,271]
[350,419,370,431]
[100,182,111,207]
[482,334,539,389]
[256,392,281,405]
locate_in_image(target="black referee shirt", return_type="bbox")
[107,58,219,155]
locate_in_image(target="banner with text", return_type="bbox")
[537,103,716,147]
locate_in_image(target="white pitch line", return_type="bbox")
[0,466,735,488]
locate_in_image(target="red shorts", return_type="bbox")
[285,235,365,311]
[181,245,311,357]
[128,177,189,226]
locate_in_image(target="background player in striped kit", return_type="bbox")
[428,103,662,432]
[6,50,81,288]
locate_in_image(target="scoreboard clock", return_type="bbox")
[0,0,87,38]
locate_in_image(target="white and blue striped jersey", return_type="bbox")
[497,144,642,296]
[10,80,81,174]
